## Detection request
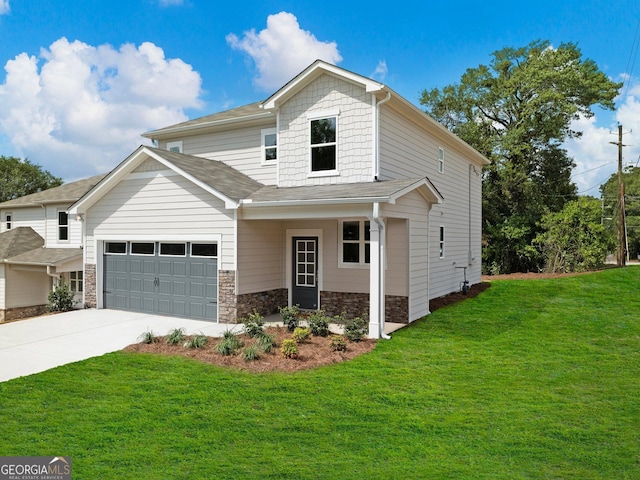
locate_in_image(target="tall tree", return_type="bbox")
[0,156,63,202]
[420,40,621,273]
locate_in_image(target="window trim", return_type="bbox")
[159,242,187,257]
[261,127,277,165]
[308,110,340,177]
[167,140,183,153]
[339,219,371,268]
[130,242,156,256]
[191,243,218,258]
[438,147,445,174]
[439,226,445,258]
[57,210,69,242]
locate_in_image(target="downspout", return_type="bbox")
[370,202,391,340]
[468,165,480,265]
[373,91,391,181]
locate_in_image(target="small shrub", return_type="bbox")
[243,310,265,338]
[138,330,158,344]
[166,328,186,345]
[329,335,347,352]
[343,315,368,342]
[48,282,77,312]
[308,310,330,337]
[256,333,275,353]
[243,346,260,362]
[279,305,300,332]
[281,339,299,359]
[216,331,243,356]
[183,333,208,349]
[292,327,311,344]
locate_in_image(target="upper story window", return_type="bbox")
[58,211,69,241]
[167,141,183,153]
[5,213,11,230]
[261,128,277,164]
[438,147,445,173]
[310,116,337,173]
[340,220,370,267]
[439,226,445,258]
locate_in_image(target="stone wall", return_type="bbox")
[84,264,96,308]
[320,291,409,323]
[236,288,288,321]
[0,305,48,323]
[218,270,237,323]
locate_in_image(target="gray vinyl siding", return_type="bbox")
[379,105,483,299]
[85,171,235,270]
[278,74,373,187]
[236,219,285,294]
[158,122,278,185]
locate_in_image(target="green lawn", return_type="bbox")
[1,268,639,479]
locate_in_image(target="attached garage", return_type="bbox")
[103,241,218,321]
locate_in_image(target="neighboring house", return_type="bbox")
[68,61,489,338]
[0,175,106,321]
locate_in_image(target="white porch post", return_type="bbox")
[369,204,389,339]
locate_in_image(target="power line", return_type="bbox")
[622,17,640,102]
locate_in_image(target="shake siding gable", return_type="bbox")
[84,172,236,269]
[159,123,278,186]
[378,105,482,299]
[278,74,373,187]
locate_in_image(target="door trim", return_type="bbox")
[286,229,322,308]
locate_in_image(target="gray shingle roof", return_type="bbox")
[143,102,270,138]
[147,147,264,202]
[246,178,434,204]
[0,174,107,208]
[0,227,44,259]
[7,247,82,266]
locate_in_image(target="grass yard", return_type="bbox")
[1,268,639,479]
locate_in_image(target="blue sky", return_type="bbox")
[0,0,639,194]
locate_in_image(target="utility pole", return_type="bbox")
[610,125,628,267]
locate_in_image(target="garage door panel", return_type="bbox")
[104,248,217,321]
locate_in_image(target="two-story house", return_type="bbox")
[0,175,106,321]
[67,61,488,338]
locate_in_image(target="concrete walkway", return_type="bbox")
[0,309,242,383]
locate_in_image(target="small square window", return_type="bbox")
[167,141,183,153]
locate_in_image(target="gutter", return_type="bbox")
[239,196,391,208]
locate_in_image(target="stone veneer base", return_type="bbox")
[0,305,48,323]
[320,291,409,324]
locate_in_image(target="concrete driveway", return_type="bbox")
[0,309,242,382]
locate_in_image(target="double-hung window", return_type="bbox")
[340,220,370,266]
[58,211,69,241]
[70,271,83,292]
[5,213,11,230]
[439,226,445,258]
[261,128,277,164]
[310,116,337,173]
[438,147,445,173]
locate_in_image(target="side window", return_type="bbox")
[70,271,83,292]
[310,117,337,173]
[340,220,370,266]
[439,226,445,258]
[5,213,11,230]
[438,147,444,173]
[58,211,69,241]
[167,140,183,153]
[261,128,277,164]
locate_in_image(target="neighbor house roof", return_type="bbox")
[6,247,82,266]
[0,227,44,259]
[0,174,108,208]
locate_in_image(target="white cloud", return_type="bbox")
[226,11,342,91]
[371,60,387,81]
[566,82,640,195]
[0,37,202,180]
[0,0,9,15]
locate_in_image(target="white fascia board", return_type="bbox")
[388,179,444,205]
[142,112,274,139]
[144,149,239,209]
[262,61,384,110]
[239,196,390,208]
